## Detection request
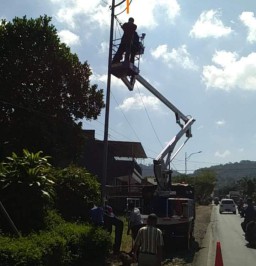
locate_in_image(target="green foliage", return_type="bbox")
[43,209,65,230]
[172,174,190,184]
[0,223,111,266]
[194,170,215,203]
[237,177,256,198]
[0,236,43,266]
[0,149,55,234]
[53,165,101,222]
[195,160,256,189]
[0,15,104,166]
[84,226,112,264]
[172,171,216,204]
[53,222,111,265]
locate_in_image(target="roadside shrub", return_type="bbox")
[29,232,66,266]
[0,150,55,234]
[53,165,101,222]
[0,223,111,266]
[53,222,111,265]
[0,236,42,266]
[85,226,112,265]
[43,209,65,230]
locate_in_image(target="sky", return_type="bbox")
[1,0,256,174]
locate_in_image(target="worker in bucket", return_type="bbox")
[112,17,137,64]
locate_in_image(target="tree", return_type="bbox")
[193,170,216,204]
[237,176,256,198]
[0,149,55,234]
[0,16,104,165]
[53,165,101,222]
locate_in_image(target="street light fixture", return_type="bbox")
[185,151,202,175]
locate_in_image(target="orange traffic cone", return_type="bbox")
[215,241,224,266]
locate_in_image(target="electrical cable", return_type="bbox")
[90,78,141,143]
[110,90,142,142]
[134,82,164,149]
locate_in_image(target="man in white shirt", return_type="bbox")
[127,202,143,240]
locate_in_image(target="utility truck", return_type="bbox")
[110,13,196,250]
[112,67,196,249]
[229,191,240,204]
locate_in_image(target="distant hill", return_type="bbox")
[140,163,154,177]
[140,160,256,186]
[194,160,256,178]
[194,160,256,187]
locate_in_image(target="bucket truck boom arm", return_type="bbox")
[135,74,195,192]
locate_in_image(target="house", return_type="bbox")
[80,130,147,211]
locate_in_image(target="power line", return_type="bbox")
[134,82,164,149]
[110,90,142,142]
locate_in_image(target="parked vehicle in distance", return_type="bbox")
[229,191,240,204]
[219,198,236,214]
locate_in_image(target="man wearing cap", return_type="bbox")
[112,17,137,63]
[133,213,164,266]
[127,202,143,240]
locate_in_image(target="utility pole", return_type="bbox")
[102,0,126,205]
[185,151,202,175]
[102,0,115,205]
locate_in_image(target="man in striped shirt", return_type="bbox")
[133,213,164,266]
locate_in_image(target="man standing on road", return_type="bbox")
[132,213,164,266]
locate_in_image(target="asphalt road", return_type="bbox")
[195,204,256,266]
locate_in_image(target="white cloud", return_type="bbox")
[58,30,80,46]
[190,10,232,39]
[50,0,180,30]
[116,93,161,111]
[239,12,256,43]
[216,120,226,126]
[91,73,126,89]
[151,44,198,70]
[215,150,231,158]
[202,51,256,91]
[51,0,109,29]
[91,73,107,84]
[151,44,169,60]
[212,50,238,67]
[115,0,181,29]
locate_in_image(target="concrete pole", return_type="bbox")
[102,0,115,206]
